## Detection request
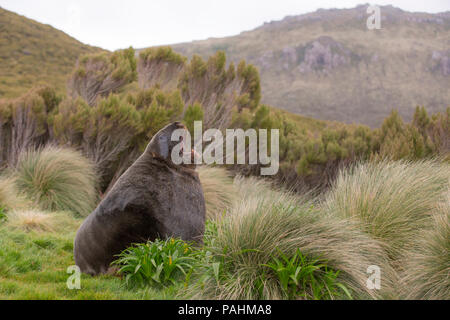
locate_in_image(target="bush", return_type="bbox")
[137,89,184,139]
[233,105,448,193]
[113,238,198,288]
[377,110,426,160]
[137,47,186,90]
[49,97,91,147]
[197,166,237,220]
[323,160,450,261]
[400,190,450,299]
[191,179,396,299]
[236,60,261,111]
[67,48,137,106]
[14,146,98,216]
[264,248,352,300]
[51,88,188,191]
[179,52,260,129]
[81,95,142,188]
[232,105,376,192]
[0,86,58,167]
[415,106,450,159]
[183,103,204,136]
[51,95,142,190]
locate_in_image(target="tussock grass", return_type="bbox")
[232,175,276,203]
[5,209,79,233]
[14,146,98,216]
[1,157,448,300]
[400,189,450,300]
[323,159,450,261]
[6,209,57,232]
[0,175,28,210]
[192,178,396,300]
[197,166,238,220]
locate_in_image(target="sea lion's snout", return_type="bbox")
[191,149,200,162]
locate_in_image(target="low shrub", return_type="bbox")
[68,48,137,106]
[113,238,198,288]
[137,47,186,90]
[264,249,352,300]
[0,86,57,167]
[179,52,260,129]
[14,146,98,216]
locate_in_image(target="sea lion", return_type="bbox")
[73,122,205,275]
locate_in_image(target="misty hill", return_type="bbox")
[160,4,450,127]
[0,7,104,98]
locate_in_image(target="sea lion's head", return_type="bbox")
[146,122,197,167]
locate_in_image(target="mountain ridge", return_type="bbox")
[153,4,450,127]
[1,5,449,127]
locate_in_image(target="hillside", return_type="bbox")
[1,4,448,127]
[155,4,450,127]
[0,7,104,98]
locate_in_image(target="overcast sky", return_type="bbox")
[1,1,449,51]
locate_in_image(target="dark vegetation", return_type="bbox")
[0,46,448,193]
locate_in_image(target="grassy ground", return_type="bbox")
[0,146,179,299]
[0,221,182,300]
[0,157,449,300]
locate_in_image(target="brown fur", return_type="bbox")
[73,122,205,275]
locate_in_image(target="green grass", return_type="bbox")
[0,224,178,300]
